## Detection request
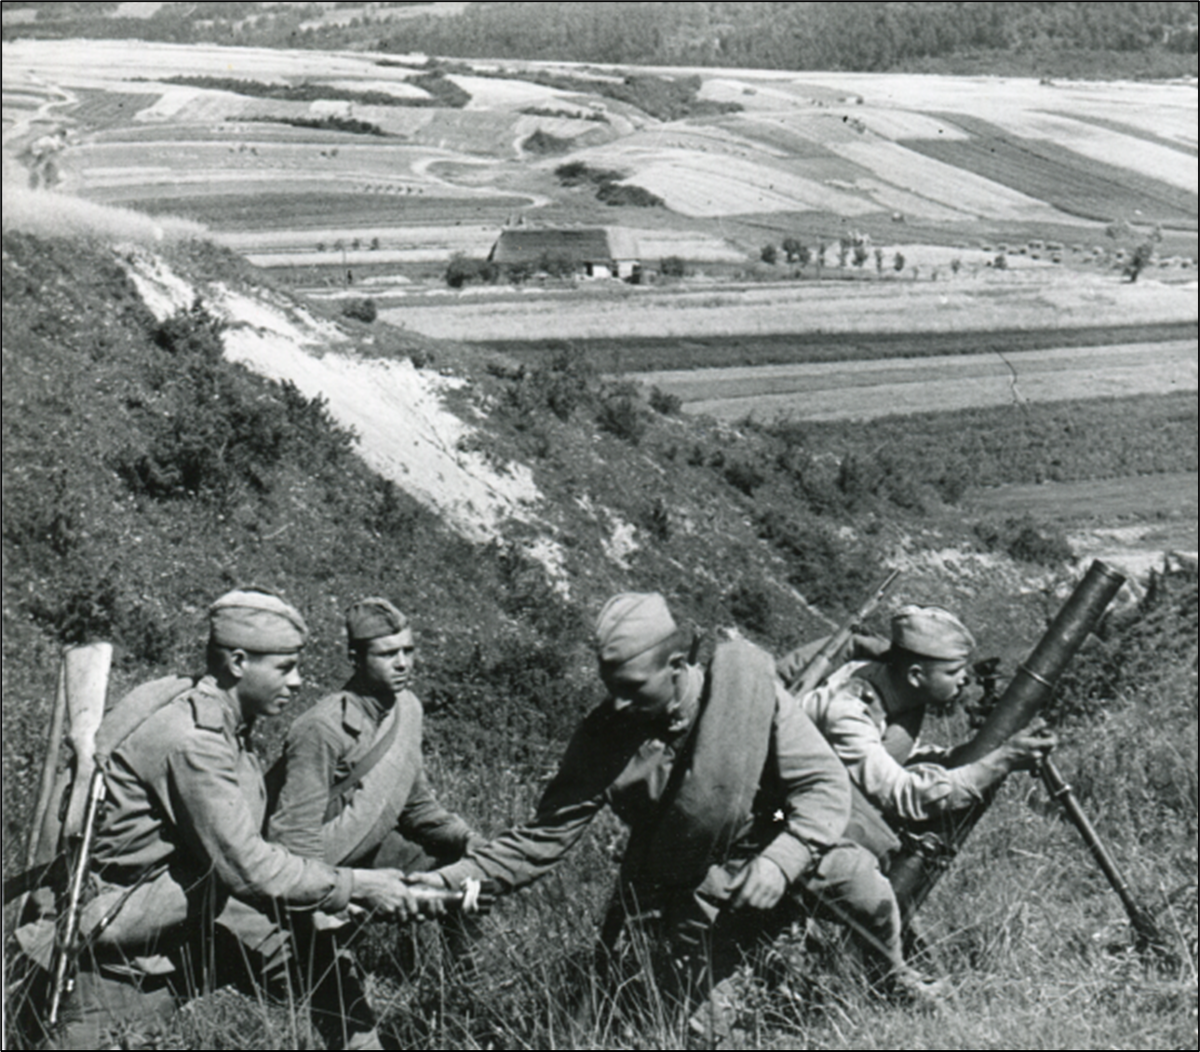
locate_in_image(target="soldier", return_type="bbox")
[25,589,428,1051]
[799,604,1057,833]
[416,593,932,1041]
[266,598,481,994]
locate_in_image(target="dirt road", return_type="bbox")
[629,338,1197,422]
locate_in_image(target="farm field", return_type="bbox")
[967,472,1198,580]
[475,322,1199,373]
[627,339,1198,423]
[3,39,1196,306]
[385,271,1198,341]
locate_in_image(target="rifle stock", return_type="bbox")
[889,559,1125,925]
[788,569,900,697]
[44,643,113,1028]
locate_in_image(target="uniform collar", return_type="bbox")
[196,674,249,738]
[342,681,391,732]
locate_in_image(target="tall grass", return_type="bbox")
[2,183,205,246]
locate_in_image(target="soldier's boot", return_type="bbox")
[684,973,752,1050]
[880,962,948,1011]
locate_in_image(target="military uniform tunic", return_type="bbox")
[801,660,1006,823]
[94,675,351,912]
[439,674,849,896]
[37,676,356,1050]
[267,687,474,868]
[437,648,901,978]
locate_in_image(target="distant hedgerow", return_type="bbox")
[974,516,1075,567]
[340,297,378,323]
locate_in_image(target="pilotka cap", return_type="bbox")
[345,597,409,643]
[209,588,308,652]
[596,592,679,666]
[891,604,976,661]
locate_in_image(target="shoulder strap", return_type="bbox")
[621,638,777,890]
[323,702,403,823]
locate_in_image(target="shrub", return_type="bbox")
[445,254,498,288]
[502,349,595,425]
[728,579,775,635]
[724,457,766,496]
[648,386,682,415]
[538,350,594,421]
[597,384,646,444]
[522,129,573,155]
[974,516,1075,566]
[760,244,778,265]
[660,256,687,278]
[596,182,663,207]
[340,297,378,323]
[755,510,884,610]
[554,161,624,187]
[155,301,224,360]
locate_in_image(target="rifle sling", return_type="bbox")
[324,705,403,823]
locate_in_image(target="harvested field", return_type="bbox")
[1050,111,1200,159]
[390,273,1198,341]
[903,133,1197,225]
[911,113,1198,224]
[975,109,1199,196]
[827,139,1075,223]
[630,339,1198,423]
[127,192,528,231]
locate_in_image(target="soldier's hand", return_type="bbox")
[728,856,788,911]
[849,631,891,661]
[1005,730,1058,771]
[349,868,425,923]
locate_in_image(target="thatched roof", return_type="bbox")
[489,228,614,265]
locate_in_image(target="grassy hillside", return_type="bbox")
[2,226,1195,1049]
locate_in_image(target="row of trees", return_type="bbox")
[760,237,915,275]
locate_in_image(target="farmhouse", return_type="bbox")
[488,227,640,279]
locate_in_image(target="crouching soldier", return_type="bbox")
[414,593,932,1042]
[266,598,482,987]
[21,589,429,1051]
[799,604,1057,843]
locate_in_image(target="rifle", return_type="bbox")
[786,569,900,697]
[889,559,1126,925]
[44,643,113,1029]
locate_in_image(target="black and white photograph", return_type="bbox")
[3,3,1196,1048]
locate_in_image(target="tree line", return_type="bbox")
[8,3,1197,76]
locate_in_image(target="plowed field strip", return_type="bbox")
[925,113,1198,219]
[631,339,1197,422]
[1046,111,1199,158]
[968,472,1198,527]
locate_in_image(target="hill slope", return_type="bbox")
[3,216,1196,1049]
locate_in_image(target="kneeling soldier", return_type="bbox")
[266,598,481,991]
[25,589,426,1051]
[799,604,1056,831]
[417,593,930,1040]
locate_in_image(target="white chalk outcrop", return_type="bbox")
[119,248,566,581]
